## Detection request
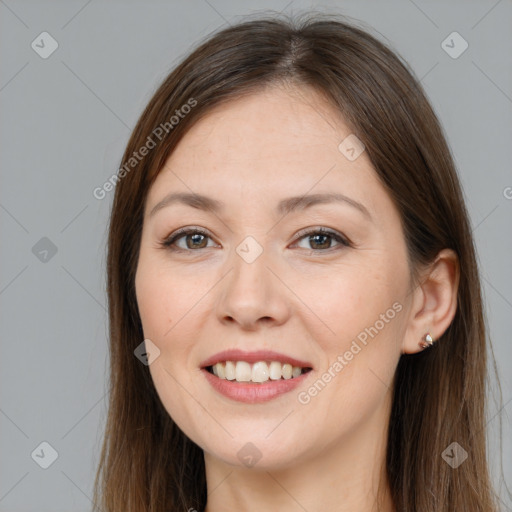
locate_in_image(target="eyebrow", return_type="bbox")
[149,191,372,220]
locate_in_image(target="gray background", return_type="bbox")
[1,0,511,510]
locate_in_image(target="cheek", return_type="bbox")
[135,258,210,385]
[135,267,170,339]
[136,261,205,438]
[135,256,198,341]
[292,258,405,409]
[293,260,401,344]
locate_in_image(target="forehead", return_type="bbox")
[145,85,386,221]
[174,85,348,166]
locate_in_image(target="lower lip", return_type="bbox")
[202,368,311,403]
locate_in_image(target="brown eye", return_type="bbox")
[307,233,332,250]
[184,233,209,249]
[161,228,216,251]
[294,228,349,251]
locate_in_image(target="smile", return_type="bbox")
[200,349,313,403]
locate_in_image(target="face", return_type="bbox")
[135,85,413,470]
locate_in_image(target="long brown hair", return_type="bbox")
[93,12,503,511]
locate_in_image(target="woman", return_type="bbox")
[93,12,502,512]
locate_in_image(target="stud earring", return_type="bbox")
[419,333,435,349]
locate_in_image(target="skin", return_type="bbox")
[135,83,459,512]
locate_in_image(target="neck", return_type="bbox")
[203,392,395,512]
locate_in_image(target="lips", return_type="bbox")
[200,349,313,403]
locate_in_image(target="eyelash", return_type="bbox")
[159,226,351,254]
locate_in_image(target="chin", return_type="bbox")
[194,422,320,471]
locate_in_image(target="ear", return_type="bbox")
[402,249,460,354]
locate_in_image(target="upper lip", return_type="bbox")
[200,349,313,369]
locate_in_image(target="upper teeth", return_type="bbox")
[211,361,304,383]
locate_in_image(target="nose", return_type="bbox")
[216,243,290,331]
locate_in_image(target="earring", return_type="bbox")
[419,333,435,349]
